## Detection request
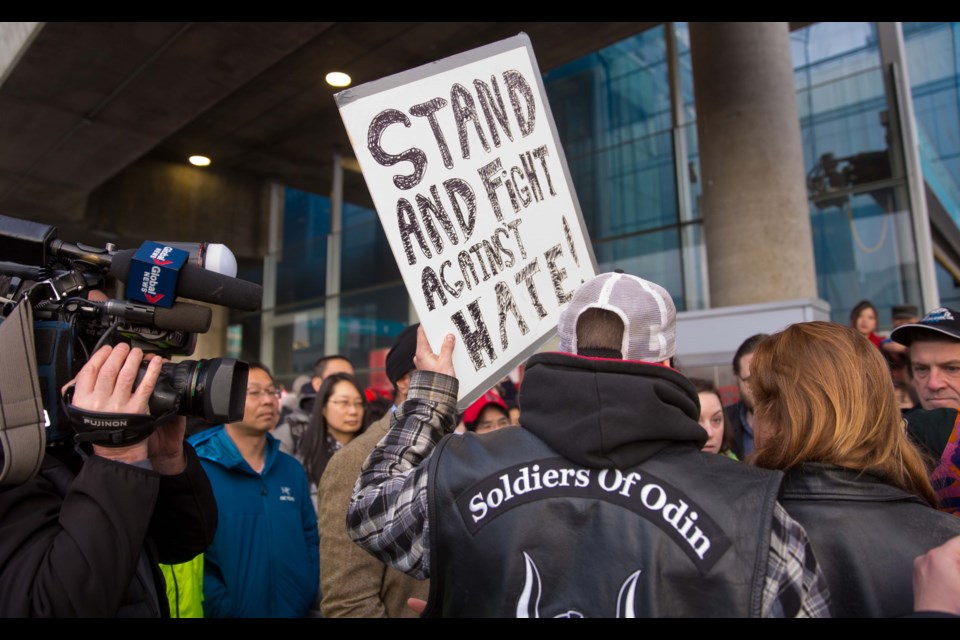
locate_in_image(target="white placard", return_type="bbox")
[336,33,597,409]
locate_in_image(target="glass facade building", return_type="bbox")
[243,23,960,390]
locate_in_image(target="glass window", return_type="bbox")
[680,222,707,311]
[793,22,924,328]
[545,25,670,150]
[337,283,411,387]
[809,187,920,328]
[681,121,701,223]
[277,188,329,307]
[798,66,894,191]
[542,24,708,311]
[673,22,696,125]
[581,130,678,238]
[545,27,680,242]
[341,200,401,292]
[274,310,326,387]
[905,23,960,229]
[791,22,881,91]
[936,259,960,310]
[230,311,262,367]
[593,227,685,310]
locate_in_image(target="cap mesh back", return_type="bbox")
[558,272,676,362]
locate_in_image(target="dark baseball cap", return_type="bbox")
[890,307,960,346]
[385,323,419,385]
[892,304,920,320]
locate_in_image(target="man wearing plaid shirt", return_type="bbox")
[348,272,830,617]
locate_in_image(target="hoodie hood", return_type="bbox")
[519,352,706,468]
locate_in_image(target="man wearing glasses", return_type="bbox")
[189,363,319,617]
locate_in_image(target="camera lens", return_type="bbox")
[135,358,249,424]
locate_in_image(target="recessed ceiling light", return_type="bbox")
[189,155,211,167]
[326,71,352,88]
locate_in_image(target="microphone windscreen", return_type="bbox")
[175,263,263,311]
[110,249,262,311]
[152,303,213,333]
[203,244,238,278]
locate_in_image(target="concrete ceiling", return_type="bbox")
[0,22,656,242]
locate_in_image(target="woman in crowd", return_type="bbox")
[689,377,738,459]
[749,321,960,617]
[301,372,367,490]
[850,299,883,349]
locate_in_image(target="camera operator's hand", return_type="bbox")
[70,343,160,467]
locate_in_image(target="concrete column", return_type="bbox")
[690,22,818,306]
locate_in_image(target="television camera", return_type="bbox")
[0,214,263,483]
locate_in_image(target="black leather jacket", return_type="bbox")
[780,463,960,618]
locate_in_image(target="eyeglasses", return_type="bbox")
[247,387,282,400]
[328,399,364,411]
[477,416,510,432]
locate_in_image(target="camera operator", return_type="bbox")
[0,342,218,617]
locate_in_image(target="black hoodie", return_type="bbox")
[520,352,708,468]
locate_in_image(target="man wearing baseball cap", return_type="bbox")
[890,307,960,515]
[348,272,829,617]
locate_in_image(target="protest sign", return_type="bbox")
[336,33,597,408]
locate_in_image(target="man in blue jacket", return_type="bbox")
[189,362,319,617]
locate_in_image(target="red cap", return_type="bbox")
[462,391,508,427]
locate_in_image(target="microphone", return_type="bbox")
[110,250,262,311]
[0,214,261,311]
[101,299,213,333]
[154,242,238,277]
[49,238,237,278]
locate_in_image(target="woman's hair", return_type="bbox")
[688,377,735,455]
[849,299,878,328]
[300,372,366,486]
[750,321,936,506]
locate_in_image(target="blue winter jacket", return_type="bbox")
[189,426,319,618]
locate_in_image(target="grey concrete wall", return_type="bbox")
[690,22,818,307]
[85,157,270,259]
[675,297,831,368]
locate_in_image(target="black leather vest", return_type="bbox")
[425,428,784,618]
[780,464,960,618]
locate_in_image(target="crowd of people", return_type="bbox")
[345,276,960,618]
[4,271,960,618]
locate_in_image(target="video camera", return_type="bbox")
[0,214,262,456]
